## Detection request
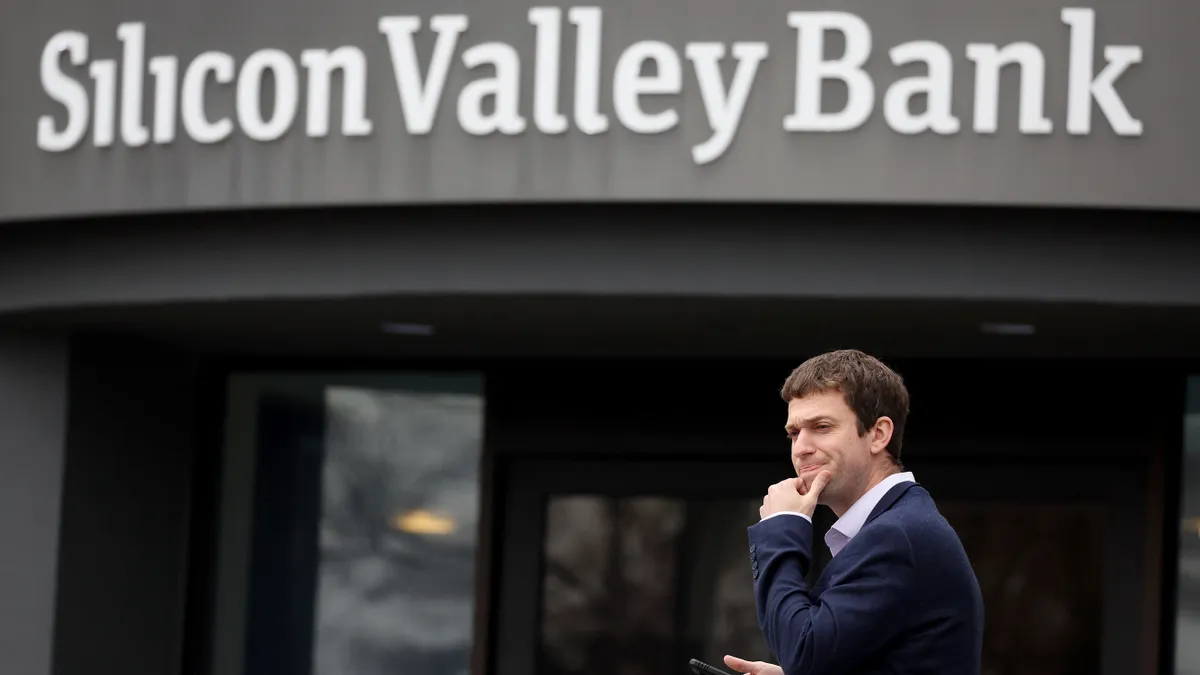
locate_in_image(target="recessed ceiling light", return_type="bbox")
[980,322,1035,336]
[381,322,435,336]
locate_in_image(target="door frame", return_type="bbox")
[489,453,1149,675]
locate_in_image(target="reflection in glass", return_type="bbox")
[217,374,484,675]
[1176,377,1200,675]
[539,493,1105,675]
[313,386,484,675]
[939,502,1103,675]
[539,496,770,675]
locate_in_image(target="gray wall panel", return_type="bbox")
[0,335,68,675]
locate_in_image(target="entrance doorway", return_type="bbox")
[491,455,1149,675]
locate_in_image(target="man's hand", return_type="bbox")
[723,654,783,675]
[758,470,831,519]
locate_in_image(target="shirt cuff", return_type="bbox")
[760,510,812,523]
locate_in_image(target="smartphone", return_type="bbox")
[689,658,734,675]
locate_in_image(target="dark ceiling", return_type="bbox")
[8,293,1200,360]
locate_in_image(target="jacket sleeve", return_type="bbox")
[747,516,915,675]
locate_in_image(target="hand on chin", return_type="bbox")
[795,466,826,493]
[760,470,832,519]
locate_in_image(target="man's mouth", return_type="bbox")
[797,464,822,473]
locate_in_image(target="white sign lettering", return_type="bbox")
[35,6,1144,163]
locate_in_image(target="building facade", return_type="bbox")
[3,1,1200,674]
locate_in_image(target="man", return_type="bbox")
[725,349,983,675]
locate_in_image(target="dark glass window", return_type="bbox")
[209,373,485,675]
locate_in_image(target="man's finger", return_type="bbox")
[795,475,808,495]
[769,478,797,499]
[723,655,759,674]
[810,469,833,494]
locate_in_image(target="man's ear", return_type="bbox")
[870,416,894,456]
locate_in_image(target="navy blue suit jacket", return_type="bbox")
[747,482,984,675]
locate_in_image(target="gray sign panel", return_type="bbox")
[0,0,1196,221]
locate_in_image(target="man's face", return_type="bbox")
[784,390,874,507]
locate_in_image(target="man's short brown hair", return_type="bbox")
[780,349,910,464]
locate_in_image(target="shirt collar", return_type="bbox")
[824,471,915,556]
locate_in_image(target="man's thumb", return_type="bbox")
[723,655,758,674]
[812,469,833,492]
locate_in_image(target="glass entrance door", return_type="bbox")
[491,457,1148,675]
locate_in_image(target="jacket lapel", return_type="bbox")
[813,481,919,595]
[863,481,918,527]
